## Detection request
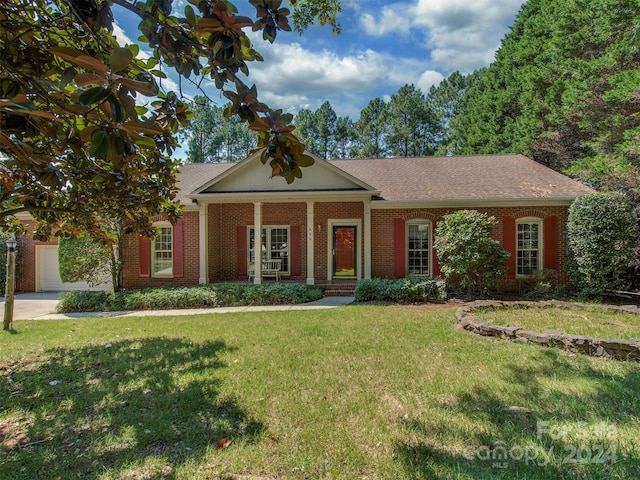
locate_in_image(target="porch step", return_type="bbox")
[323,283,357,297]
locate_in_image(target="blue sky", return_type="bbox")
[114,0,526,120]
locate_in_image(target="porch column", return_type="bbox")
[306,201,315,285]
[364,200,372,279]
[198,202,209,284]
[253,201,262,284]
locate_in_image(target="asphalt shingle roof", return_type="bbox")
[329,154,594,201]
[177,154,594,203]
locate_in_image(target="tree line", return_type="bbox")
[183,73,479,162]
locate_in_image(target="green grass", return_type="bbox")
[1,305,639,479]
[478,306,640,340]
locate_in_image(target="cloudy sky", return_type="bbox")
[115,0,526,119]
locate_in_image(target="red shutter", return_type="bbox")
[393,219,406,278]
[503,217,516,279]
[237,226,247,275]
[173,220,184,278]
[139,236,150,277]
[543,216,558,270]
[290,225,301,276]
[431,221,440,277]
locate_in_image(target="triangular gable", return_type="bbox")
[190,151,377,195]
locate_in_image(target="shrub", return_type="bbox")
[56,283,324,313]
[58,236,112,288]
[567,192,638,297]
[354,278,445,303]
[434,210,509,295]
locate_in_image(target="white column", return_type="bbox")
[198,203,209,284]
[253,201,262,284]
[364,200,372,279]
[306,201,315,285]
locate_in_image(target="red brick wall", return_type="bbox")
[371,206,570,290]
[15,203,571,292]
[122,211,200,289]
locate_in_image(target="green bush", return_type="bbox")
[56,283,324,313]
[354,278,446,303]
[567,192,638,298]
[434,210,509,295]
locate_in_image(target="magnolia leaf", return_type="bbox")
[110,98,125,122]
[296,154,314,168]
[90,129,110,159]
[120,120,163,135]
[194,18,225,32]
[184,5,196,25]
[109,48,134,73]
[74,73,108,87]
[80,125,100,142]
[79,86,110,106]
[115,77,157,96]
[51,47,109,74]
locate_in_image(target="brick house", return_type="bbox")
[17,152,594,292]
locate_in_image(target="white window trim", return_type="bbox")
[516,217,543,277]
[248,225,291,274]
[151,221,173,278]
[406,219,432,278]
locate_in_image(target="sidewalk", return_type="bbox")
[1,292,355,321]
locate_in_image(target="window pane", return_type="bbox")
[248,227,289,272]
[517,222,540,275]
[407,223,430,276]
[152,226,172,276]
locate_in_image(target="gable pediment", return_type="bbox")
[191,151,375,195]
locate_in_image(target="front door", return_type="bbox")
[332,226,356,277]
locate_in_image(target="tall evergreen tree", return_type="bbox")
[386,84,438,157]
[352,97,389,158]
[184,97,256,163]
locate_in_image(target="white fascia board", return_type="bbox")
[370,197,577,209]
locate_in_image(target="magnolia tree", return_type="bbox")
[0,0,338,243]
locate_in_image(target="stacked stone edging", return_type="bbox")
[455,300,640,361]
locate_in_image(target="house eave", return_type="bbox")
[370,197,579,209]
[187,189,381,204]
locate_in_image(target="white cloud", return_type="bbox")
[416,70,445,93]
[359,0,525,72]
[247,38,389,97]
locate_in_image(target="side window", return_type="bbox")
[152,223,173,277]
[407,221,431,276]
[516,219,542,275]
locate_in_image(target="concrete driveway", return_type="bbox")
[0,292,61,320]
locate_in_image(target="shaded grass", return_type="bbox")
[478,306,640,339]
[1,305,640,479]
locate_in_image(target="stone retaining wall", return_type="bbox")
[455,300,640,361]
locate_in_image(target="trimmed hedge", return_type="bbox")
[56,283,324,313]
[354,278,446,303]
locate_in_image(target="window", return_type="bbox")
[517,220,542,275]
[152,224,173,277]
[407,221,431,276]
[249,226,289,273]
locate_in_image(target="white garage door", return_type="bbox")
[36,245,109,292]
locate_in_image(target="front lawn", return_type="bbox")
[1,305,639,479]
